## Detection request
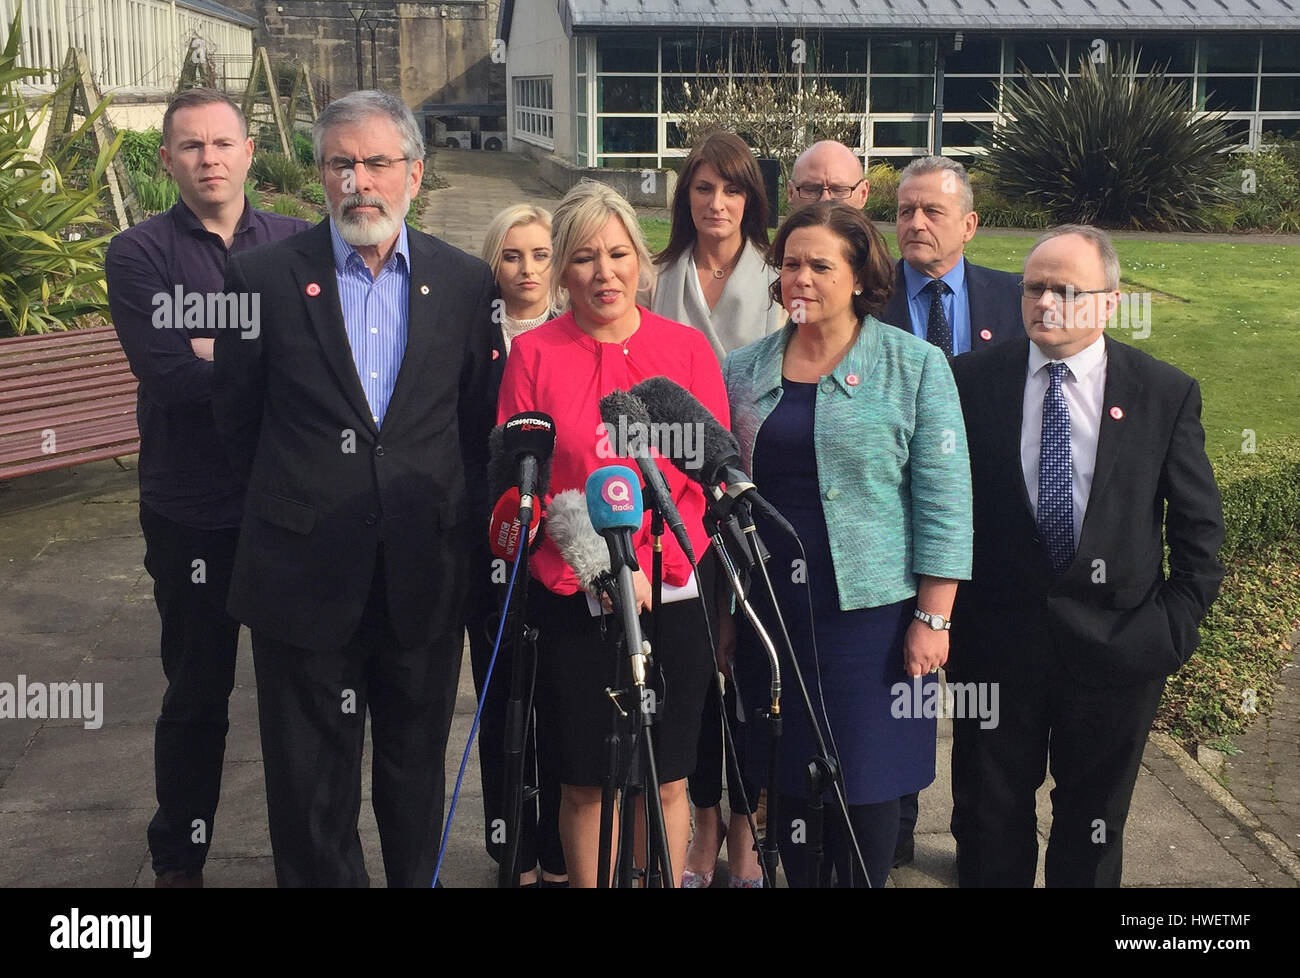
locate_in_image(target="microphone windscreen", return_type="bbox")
[546,488,611,590]
[487,424,511,501]
[598,388,651,458]
[585,465,644,535]
[629,376,741,485]
[488,487,541,561]
[502,412,556,465]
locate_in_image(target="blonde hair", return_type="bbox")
[549,180,653,312]
[481,204,553,280]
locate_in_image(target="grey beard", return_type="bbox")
[333,195,410,247]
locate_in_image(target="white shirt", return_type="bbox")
[1020,335,1107,548]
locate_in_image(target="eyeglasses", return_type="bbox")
[1019,281,1112,303]
[325,155,408,177]
[793,178,866,201]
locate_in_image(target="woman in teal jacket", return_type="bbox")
[722,202,973,886]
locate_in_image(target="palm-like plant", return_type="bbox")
[982,50,1239,230]
[0,5,119,335]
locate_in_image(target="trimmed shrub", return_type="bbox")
[1215,437,1300,560]
[249,152,309,194]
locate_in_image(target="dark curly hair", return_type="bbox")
[767,201,894,322]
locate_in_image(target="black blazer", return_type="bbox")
[949,334,1225,687]
[879,258,1022,353]
[213,219,504,652]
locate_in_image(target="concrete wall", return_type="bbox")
[502,0,571,157]
[220,0,504,110]
[529,150,676,209]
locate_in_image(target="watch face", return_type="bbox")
[929,617,944,630]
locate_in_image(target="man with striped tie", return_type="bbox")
[946,225,1224,887]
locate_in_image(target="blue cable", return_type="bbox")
[431,535,526,887]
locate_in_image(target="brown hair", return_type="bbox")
[163,88,247,145]
[655,131,770,266]
[767,201,894,321]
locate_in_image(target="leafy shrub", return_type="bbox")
[0,6,116,336]
[249,152,309,194]
[118,128,162,176]
[292,129,315,168]
[1218,137,1300,233]
[862,161,1051,229]
[129,170,178,214]
[266,193,317,220]
[982,50,1240,229]
[300,181,325,206]
[244,178,261,208]
[1214,437,1300,560]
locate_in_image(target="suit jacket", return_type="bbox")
[213,219,504,652]
[949,334,1224,687]
[879,258,1022,353]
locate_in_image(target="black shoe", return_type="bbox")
[892,836,915,868]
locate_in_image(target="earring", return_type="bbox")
[854,289,863,295]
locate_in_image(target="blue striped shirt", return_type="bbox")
[330,219,410,427]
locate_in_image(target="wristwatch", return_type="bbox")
[913,608,951,631]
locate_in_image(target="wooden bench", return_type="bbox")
[0,325,140,481]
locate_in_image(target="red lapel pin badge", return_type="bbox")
[492,349,500,360]
[305,282,321,297]
[1110,406,1124,420]
[979,328,993,342]
[845,373,860,387]
[420,284,430,295]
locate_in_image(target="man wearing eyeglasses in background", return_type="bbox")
[787,140,871,211]
[213,90,504,886]
[947,225,1224,886]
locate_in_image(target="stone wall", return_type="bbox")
[218,0,504,110]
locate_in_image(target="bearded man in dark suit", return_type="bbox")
[947,224,1224,887]
[213,90,503,887]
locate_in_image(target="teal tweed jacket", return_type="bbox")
[722,316,973,611]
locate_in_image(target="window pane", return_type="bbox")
[599,116,657,154]
[814,75,867,106]
[1198,76,1257,111]
[598,76,657,113]
[1134,37,1195,73]
[576,39,586,73]
[1262,119,1300,140]
[662,31,727,73]
[943,77,1000,112]
[870,76,934,113]
[874,121,929,148]
[1262,37,1299,72]
[1202,37,1259,73]
[577,118,587,155]
[941,121,987,148]
[1220,118,1252,145]
[1260,76,1300,112]
[598,156,659,171]
[811,33,868,74]
[872,38,935,74]
[662,76,724,112]
[946,37,1001,74]
[1163,77,1193,108]
[598,35,657,73]
[667,121,692,150]
[1005,37,1068,75]
[732,31,788,72]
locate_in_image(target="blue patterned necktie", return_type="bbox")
[924,279,952,357]
[1038,362,1075,573]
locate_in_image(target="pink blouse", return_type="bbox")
[497,307,731,595]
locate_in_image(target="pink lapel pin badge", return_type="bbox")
[420,284,430,295]
[492,349,500,360]
[1110,406,1124,420]
[305,282,321,297]
[845,373,860,387]
[979,328,993,342]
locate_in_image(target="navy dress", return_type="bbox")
[734,379,938,808]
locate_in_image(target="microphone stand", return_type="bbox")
[498,511,539,889]
[710,490,871,888]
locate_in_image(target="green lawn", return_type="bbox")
[640,216,1299,460]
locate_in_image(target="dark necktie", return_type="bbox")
[1038,362,1075,574]
[924,279,952,358]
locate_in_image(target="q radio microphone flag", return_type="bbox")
[488,487,542,562]
[585,465,648,667]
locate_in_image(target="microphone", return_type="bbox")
[546,488,617,606]
[490,412,556,526]
[585,466,648,672]
[488,487,542,563]
[630,377,796,539]
[598,388,696,566]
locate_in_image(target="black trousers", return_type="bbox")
[950,665,1165,888]
[776,792,899,888]
[466,551,565,877]
[251,553,465,887]
[687,675,756,816]
[140,503,241,876]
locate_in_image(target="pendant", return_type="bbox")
[713,268,725,279]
